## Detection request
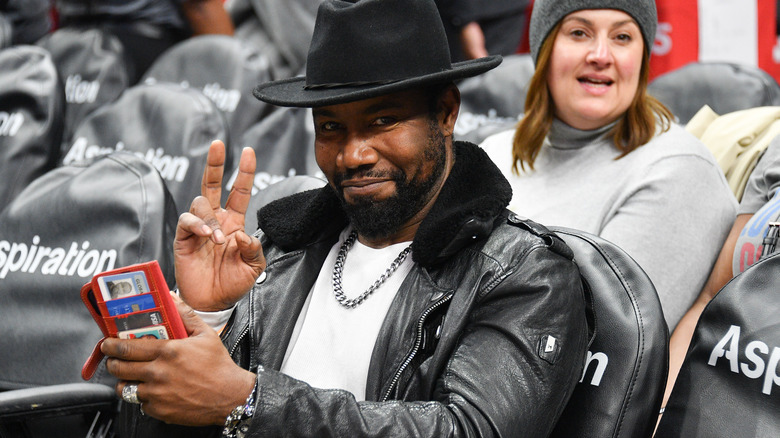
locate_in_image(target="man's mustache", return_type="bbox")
[333,168,405,186]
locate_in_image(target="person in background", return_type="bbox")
[479,0,737,331]
[98,0,590,436]
[54,0,233,82]
[666,135,780,408]
[436,0,529,61]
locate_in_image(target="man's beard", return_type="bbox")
[332,120,447,241]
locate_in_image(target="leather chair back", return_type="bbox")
[550,227,669,438]
[649,62,780,125]
[244,175,326,233]
[228,106,320,204]
[61,82,229,214]
[0,45,63,212]
[656,251,780,437]
[37,27,133,146]
[0,153,178,389]
[227,0,321,78]
[143,35,274,150]
[456,54,532,144]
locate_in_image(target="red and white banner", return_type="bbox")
[651,0,779,81]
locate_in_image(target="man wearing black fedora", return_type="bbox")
[100,0,589,436]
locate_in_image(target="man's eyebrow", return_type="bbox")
[363,99,407,115]
[312,108,336,118]
[313,99,411,119]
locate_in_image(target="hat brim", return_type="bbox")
[253,55,502,108]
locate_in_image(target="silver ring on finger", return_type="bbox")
[121,383,141,404]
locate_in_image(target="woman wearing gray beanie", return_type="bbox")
[480,0,737,332]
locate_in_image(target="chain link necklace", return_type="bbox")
[332,230,412,309]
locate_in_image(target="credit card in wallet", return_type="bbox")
[114,310,164,331]
[105,293,155,316]
[118,325,169,340]
[97,270,151,301]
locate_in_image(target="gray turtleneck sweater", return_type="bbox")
[480,119,737,329]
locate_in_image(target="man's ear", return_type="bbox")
[437,84,460,137]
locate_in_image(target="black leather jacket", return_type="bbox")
[120,142,589,437]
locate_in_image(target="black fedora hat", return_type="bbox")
[253,0,502,108]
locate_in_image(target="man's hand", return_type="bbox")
[175,140,265,311]
[102,299,257,426]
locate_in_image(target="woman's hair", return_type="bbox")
[511,22,674,174]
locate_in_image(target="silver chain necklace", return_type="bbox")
[332,230,412,309]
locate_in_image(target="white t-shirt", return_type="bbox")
[197,227,414,400]
[279,227,413,401]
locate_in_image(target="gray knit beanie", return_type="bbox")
[529,0,657,64]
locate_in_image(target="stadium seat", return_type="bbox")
[142,34,274,151]
[61,82,229,214]
[226,105,321,205]
[0,153,178,437]
[0,45,63,212]
[656,251,780,437]
[548,225,669,438]
[244,175,326,233]
[648,62,780,125]
[227,0,320,78]
[37,27,133,146]
[455,54,533,144]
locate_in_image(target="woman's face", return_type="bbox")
[546,9,644,130]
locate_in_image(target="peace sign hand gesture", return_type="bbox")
[174,140,265,311]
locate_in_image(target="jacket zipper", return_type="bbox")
[229,286,255,359]
[380,293,453,402]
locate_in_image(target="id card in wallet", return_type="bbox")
[80,261,187,380]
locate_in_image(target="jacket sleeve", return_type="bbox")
[242,245,589,438]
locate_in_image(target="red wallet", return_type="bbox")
[80,260,187,380]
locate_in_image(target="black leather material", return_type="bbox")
[0,153,177,389]
[0,0,50,46]
[142,34,274,151]
[244,175,326,233]
[0,383,116,438]
[648,62,780,124]
[455,53,531,144]
[37,27,133,146]
[228,0,321,79]
[62,82,230,214]
[0,14,12,49]
[656,251,780,437]
[229,106,320,201]
[0,45,63,212]
[550,227,669,438]
[0,383,115,418]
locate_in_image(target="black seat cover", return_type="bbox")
[143,34,273,150]
[244,175,326,233]
[550,226,669,438]
[227,0,321,78]
[0,45,63,212]
[649,62,780,124]
[0,153,177,389]
[656,251,780,437]
[227,106,320,201]
[37,27,133,146]
[61,82,230,214]
[456,54,532,144]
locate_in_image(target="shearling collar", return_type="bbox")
[256,141,512,267]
